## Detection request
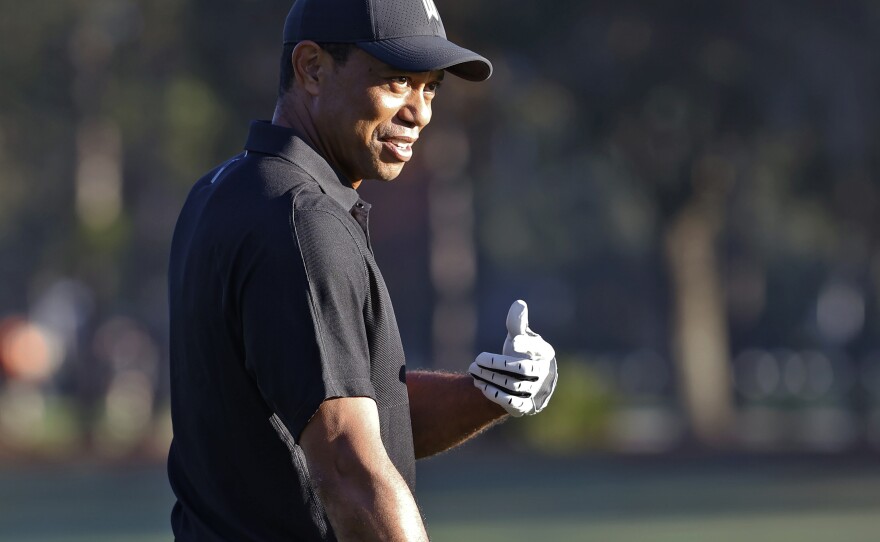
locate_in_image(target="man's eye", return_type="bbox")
[389,77,410,88]
[426,81,442,94]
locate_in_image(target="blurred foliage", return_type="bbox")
[515,356,617,454]
[1,0,879,458]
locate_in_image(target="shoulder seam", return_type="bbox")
[289,192,369,370]
[294,208,370,285]
[290,189,330,385]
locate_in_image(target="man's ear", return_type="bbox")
[292,41,325,96]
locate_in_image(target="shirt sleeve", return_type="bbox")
[240,203,375,441]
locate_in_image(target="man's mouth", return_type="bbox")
[379,136,417,162]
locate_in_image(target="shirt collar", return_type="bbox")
[244,120,361,212]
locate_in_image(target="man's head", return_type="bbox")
[274,0,491,186]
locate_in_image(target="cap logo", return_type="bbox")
[421,0,441,23]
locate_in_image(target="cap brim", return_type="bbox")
[357,35,492,82]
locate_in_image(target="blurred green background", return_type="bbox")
[1,0,880,539]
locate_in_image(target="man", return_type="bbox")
[167,0,558,540]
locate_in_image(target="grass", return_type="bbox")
[428,511,880,542]
[1,452,879,541]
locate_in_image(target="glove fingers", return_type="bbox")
[474,352,541,379]
[473,379,530,417]
[469,363,535,396]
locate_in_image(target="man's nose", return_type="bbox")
[399,89,431,128]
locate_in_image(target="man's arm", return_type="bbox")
[407,370,508,459]
[299,396,428,541]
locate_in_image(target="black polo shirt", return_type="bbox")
[167,121,414,541]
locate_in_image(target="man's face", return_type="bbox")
[314,48,443,184]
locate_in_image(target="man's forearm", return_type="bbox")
[313,455,427,541]
[300,397,428,541]
[407,370,508,458]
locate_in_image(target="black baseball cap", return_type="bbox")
[283,0,492,82]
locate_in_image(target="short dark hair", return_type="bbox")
[278,42,357,97]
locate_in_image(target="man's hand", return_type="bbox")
[468,300,558,417]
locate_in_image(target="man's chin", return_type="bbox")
[371,163,406,182]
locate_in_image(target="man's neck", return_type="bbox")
[271,99,362,189]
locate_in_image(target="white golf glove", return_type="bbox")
[469,300,558,417]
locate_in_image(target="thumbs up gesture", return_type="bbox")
[468,300,558,416]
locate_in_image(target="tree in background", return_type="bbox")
[0,0,878,455]
[471,0,880,447]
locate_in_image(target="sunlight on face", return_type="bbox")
[314,49,444,184]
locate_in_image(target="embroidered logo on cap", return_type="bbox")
[421,0,440,23]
